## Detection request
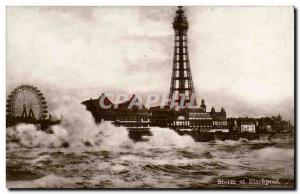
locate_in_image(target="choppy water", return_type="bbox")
[6,106,294,189]
[6,124,294,189]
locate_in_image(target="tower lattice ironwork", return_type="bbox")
[168,6,197,106]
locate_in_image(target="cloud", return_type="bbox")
[6,6,294,122]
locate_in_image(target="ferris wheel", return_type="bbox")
[6,84,48,120]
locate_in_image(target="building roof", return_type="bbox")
[211,112,226,120]
[81,94,114,109]
[149,105,170,111]
[240,121,256,125]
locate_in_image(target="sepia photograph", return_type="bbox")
[6,6,295,189]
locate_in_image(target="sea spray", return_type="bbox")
[51,97,103,147]
[6,95,133,148]
[132,127,208,153]
[7,124,67,148]
[147,127,196,148]
[7,95,207,149]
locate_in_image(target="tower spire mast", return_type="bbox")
[169,6,197,107]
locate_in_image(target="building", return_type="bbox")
[81,93,115,123]
[82,94,151,128]
[210,107,229,133]
[149,105,172,127]
[240,121,256,133]
[188,107,212,132]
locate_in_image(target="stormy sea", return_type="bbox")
[6,106,294,189]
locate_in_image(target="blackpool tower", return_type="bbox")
[168,6,197,107]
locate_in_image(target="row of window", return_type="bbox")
[172,121,213,127]
[189,117,212,120]
[241,125,256,133]
[173,121,190,126]
[213,121,227,125]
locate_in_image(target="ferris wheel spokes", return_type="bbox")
[6,84,48,121]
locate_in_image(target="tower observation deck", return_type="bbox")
[169,6,197,107]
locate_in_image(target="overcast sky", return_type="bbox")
[6,6,294,122]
